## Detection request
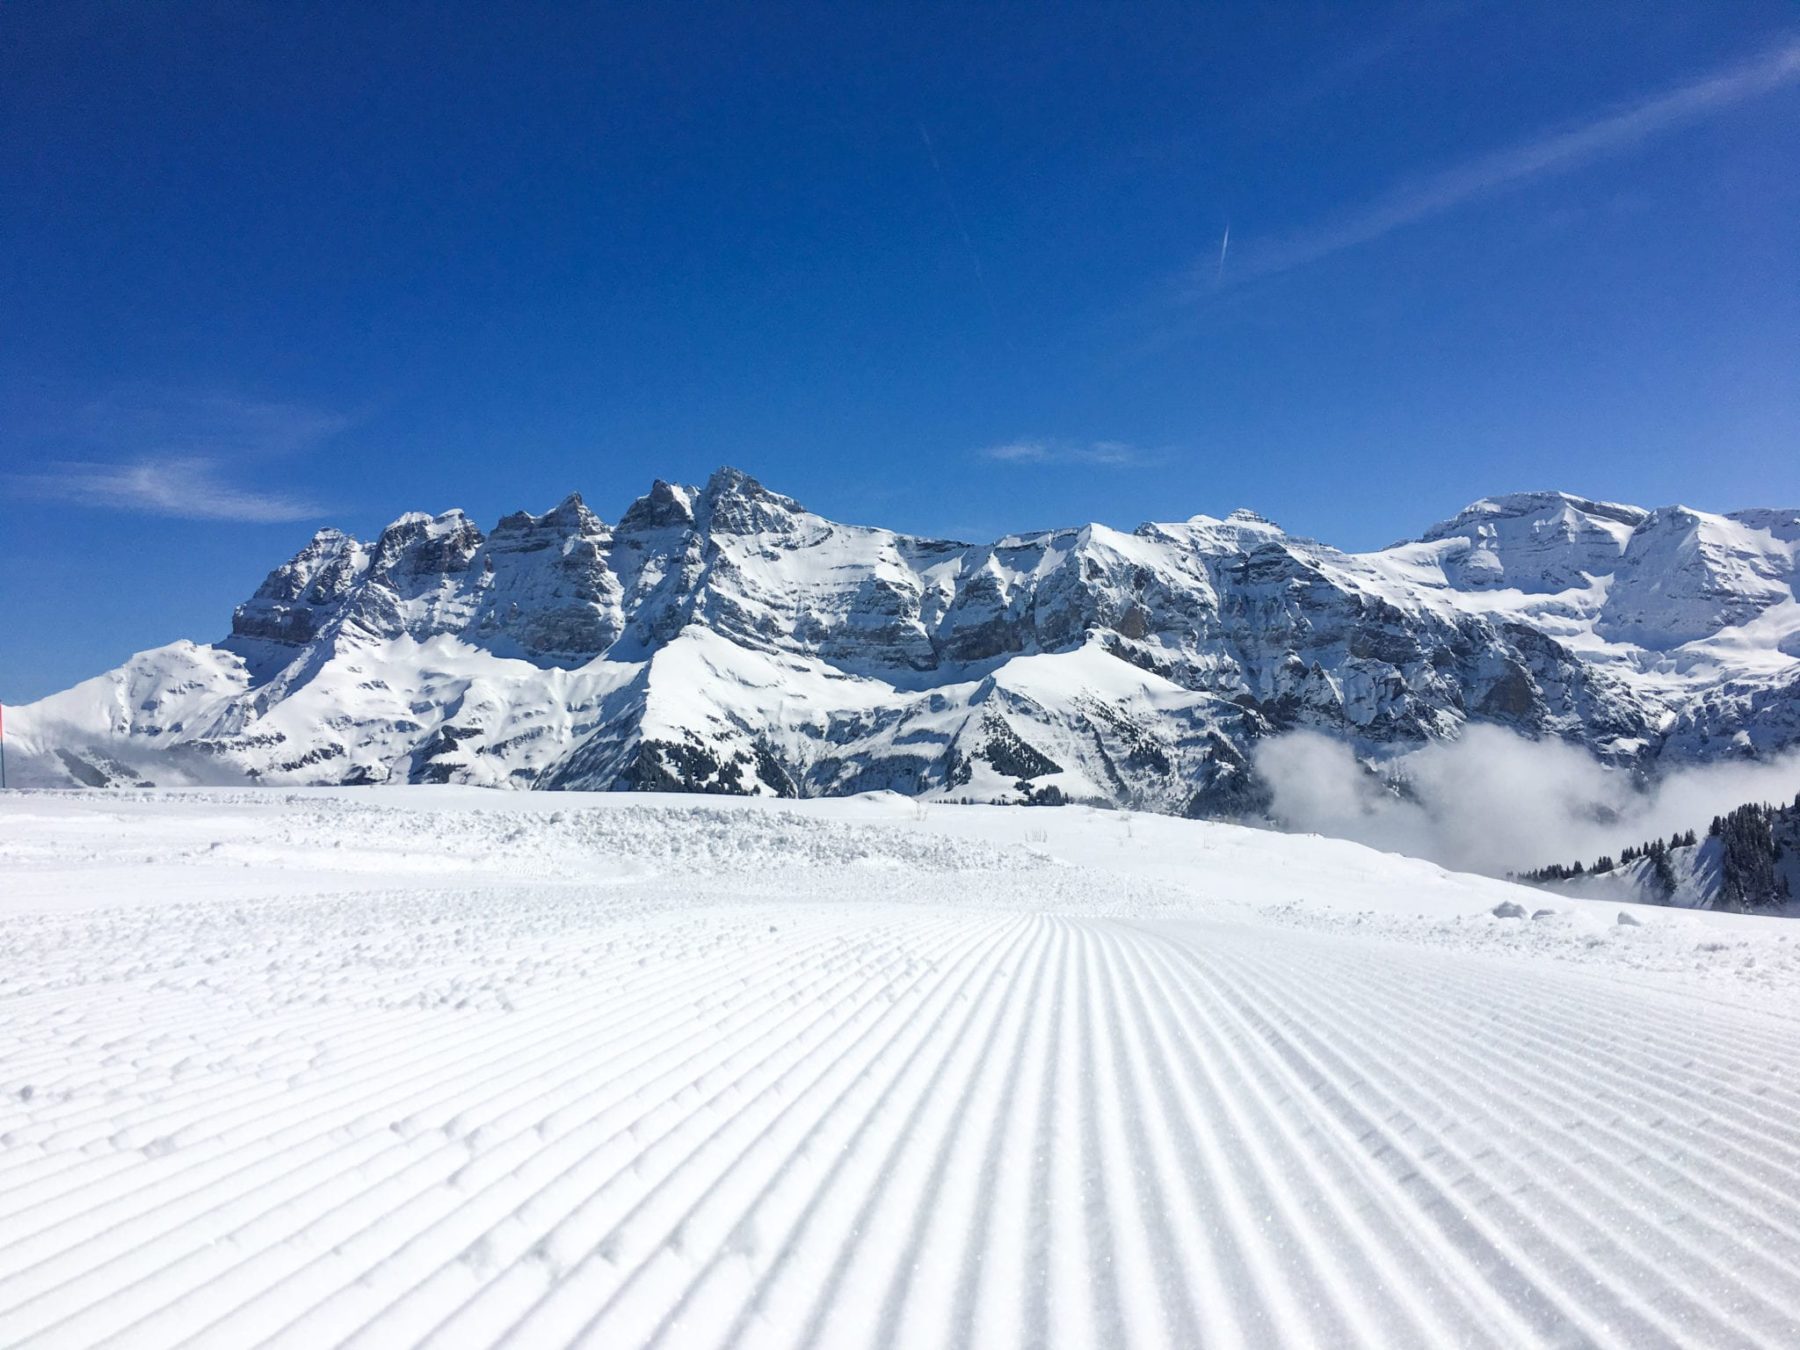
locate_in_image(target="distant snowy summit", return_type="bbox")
[11,470,1799,811]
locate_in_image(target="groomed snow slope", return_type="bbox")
[3,790,1799,1349]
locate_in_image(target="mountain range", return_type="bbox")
[11,468,1799,813]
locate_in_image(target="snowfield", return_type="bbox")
[3,790,1799,1348]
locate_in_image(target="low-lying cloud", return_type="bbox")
[1254,725,1800,877]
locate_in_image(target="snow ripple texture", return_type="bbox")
[2,790,1798,1349]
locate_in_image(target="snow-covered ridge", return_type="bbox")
[10,471,1799,807]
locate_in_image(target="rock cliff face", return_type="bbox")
[12,471,1799,812]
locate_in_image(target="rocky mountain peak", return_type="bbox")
[1411,490,1646,593]
[541,491,603,532]
[696,466,805,535]
[491,492,605,541]
[369,509,484,581]
[618,479,697,533]
[1422,490,1648,539]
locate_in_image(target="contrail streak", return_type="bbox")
[918,122,1007,336]
[1225,34,1800,283]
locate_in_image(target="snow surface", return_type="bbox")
[3,789,1799,1348]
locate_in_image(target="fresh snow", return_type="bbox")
[3,789,1798,1348]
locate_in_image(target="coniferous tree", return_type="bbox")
[1717,803,1781,911]
[1648,840,1677,901]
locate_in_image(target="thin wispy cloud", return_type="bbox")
[66,385,351,457]
[1223,34,1800,284]
[981,439,1160,468]
[2,381,343,523]
[12,457,326,522]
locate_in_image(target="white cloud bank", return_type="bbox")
[1255,725,1800,877]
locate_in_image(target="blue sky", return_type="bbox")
[3,2,1797,701]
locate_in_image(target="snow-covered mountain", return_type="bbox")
[11,470,1799,809]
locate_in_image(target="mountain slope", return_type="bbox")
[10,471,1798,807]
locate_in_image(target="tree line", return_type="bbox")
[1515,794,1798,912]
